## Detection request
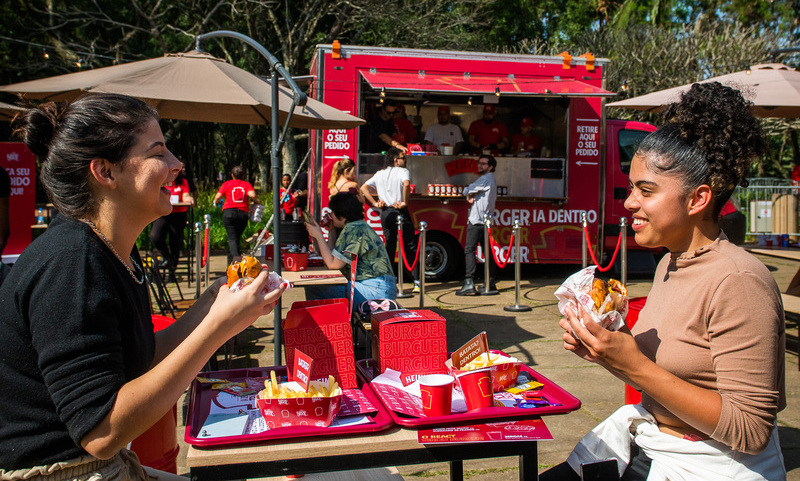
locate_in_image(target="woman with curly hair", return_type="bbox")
[542,82,786,480]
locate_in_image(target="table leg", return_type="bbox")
[449,460,463,481]
[519,450,538,481]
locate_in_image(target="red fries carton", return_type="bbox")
[256,393,342,429]
[282,299,357,389]
[371,309,447,383]
[283,252,308,271]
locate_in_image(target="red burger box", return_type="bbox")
[370,309,447,382]
[282,298,357,389]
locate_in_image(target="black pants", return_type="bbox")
[538,443,652,480]
[380,206,420,282]
[464,223,495,281]
[222,208,249,265]
[149,211,187,269]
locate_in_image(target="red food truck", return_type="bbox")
[307,44,657,280]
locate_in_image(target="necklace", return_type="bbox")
[80,218,145,284]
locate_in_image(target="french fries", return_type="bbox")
[461,352,516,371]
[258,371,342,399]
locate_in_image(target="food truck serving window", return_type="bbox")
[359,71,616,97]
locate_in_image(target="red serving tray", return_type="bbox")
[356,358,581,429]
[185,366,393,446]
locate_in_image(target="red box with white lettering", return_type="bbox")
[282,299,357,389]
[371,309,447,382]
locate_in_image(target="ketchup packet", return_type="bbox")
[554,266,628,331]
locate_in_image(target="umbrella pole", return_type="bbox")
[196,30,310,366]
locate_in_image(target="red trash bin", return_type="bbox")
[129,315,180,474]
[624,297,647,405]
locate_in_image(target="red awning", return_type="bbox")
[360,70,614,97]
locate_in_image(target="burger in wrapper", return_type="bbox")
[226,255,290,293]
[554,266,628,331]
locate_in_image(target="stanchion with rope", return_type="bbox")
[504,220,531,312]
[194,222,202,299]
[398,215,424,297]
[418,222,427,308]
[479,214,499,296]
[396,215,412,299]
[203,214,211,287]
[581,212,626,275]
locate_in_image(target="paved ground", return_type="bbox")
[161,250,800,480]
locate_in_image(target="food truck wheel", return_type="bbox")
[424,232,463,281]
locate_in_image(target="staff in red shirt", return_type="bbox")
[468,104,508,155]
[213,165,259,264]
[511,117,543,156]
[149,168,195,276]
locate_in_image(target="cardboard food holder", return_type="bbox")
[370,309,447,383]
[256,380,342,429]
[446,351,523,393]
[283,252,308,271]
[283,299,357,389]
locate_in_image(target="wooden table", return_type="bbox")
[280,265,346,286]
[186,424,539,481]
[746,246,800,262]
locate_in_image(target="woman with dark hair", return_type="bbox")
[0,93,285,478]
[542,82,785,479]
[304,192,397,304]
[213,165,259,264]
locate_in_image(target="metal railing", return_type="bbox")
[733,179,799,236]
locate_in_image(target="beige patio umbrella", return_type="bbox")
[608,63,800,118]
[0,50,363,129]
[0,101,24,122]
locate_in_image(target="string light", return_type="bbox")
[76,58,83,68]
[467,96,472,105]
[380,87,386,98]
[620,79,628,92]
[43,49,49,59]
[745,66,752,75]
[495,86,501,97]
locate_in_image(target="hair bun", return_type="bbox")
[663,82,765,192]
[13,101,69,159]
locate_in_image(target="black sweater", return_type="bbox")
[0,216,153,469]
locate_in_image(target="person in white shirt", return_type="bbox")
[423,106,464,153]
[360,148,421,291]
[456,154,497,295]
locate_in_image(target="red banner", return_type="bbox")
[1,142,36,263]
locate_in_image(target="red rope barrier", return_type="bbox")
[398,226,422,272]
[201,225,209,268]
[487,228,515,269]
[583,226,622,272]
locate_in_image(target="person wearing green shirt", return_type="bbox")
[304,192,397,304]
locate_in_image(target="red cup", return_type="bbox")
[456,368,493,411]
[418,374,455,417]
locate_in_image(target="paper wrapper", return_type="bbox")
[230,270,292,293]
[554,266,627,331]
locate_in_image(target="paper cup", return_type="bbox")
[442,145,454,155]
[418,374,455,417]
[456,368,493,411]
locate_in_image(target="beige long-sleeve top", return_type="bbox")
[632,235,786,454]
